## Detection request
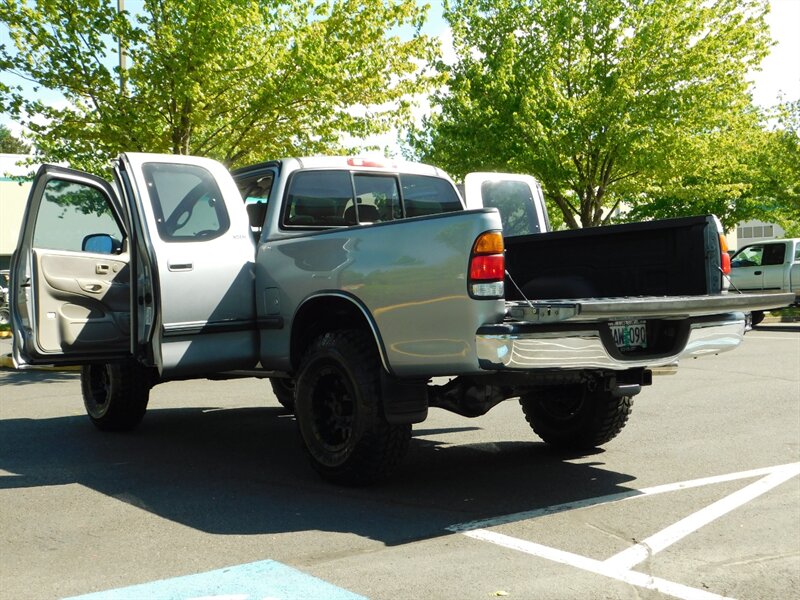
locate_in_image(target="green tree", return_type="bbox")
[0,123,30,153]
[408,0,772,228]
[0,0,439,173]
[626,101,800,234]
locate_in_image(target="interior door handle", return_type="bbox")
[96,263,110,274]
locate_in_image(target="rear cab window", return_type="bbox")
[142,163,230,242]
[281,169,462,229]
[762,243,787,266]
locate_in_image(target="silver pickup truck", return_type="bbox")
[730,237,800,325]
[9,153,792,484]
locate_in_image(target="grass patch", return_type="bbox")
[769,306,800,321]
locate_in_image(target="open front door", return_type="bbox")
[462,172,550,236]
[117,153,258,378]
[11,166,132,367]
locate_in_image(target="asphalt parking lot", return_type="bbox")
[1,323,798,600]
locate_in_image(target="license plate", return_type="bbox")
[611,320,647,350]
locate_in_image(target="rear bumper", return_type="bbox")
[476,314,746,371]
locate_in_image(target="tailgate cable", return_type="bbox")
[720,267,743,294]
[505,269,534,308]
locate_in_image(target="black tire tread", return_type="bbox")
[269,377,296,412]
[81,362,150,431]
[520,387,633,449]
[296,329,410,485]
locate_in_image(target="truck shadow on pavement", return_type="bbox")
[0,395,637,547]
[754,324,800,333]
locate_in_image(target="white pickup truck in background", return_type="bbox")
[730,238,800,325]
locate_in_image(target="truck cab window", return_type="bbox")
[352,175,400,223]
[285,170,353,227]
[732,246,763,268]
[32,179,123,254]
[401,175,462,217]
[237,171,275,237]
[762,243,787,266]
[142,163,230,242]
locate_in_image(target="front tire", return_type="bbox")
[295,330,411,485]
[81,362,151,431]
[750,310,765,327]
[519,384,633,449]
[270,377,295,412]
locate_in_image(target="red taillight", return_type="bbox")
[469,231,504,298]
[470,254,505,280]
[721,250,731,275]
[719,234,731,275]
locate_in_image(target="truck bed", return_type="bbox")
[504,215,723,300]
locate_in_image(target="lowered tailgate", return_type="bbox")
[504,292,796,323]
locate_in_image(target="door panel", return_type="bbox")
[34,251,129,352]
[11,165,131,366]
[730,245,765,291]
[761,242,788,291]
[119,153,258,377]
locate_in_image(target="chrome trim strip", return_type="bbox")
[476,319,745,371]
[162,319,256,337]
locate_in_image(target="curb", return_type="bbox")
[0,352,79,372]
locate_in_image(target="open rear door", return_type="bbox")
[463,172,550,236]
[116,153,258,378]
[11,166,132,367]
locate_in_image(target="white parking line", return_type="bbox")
[603,463,800,570]
[450,463,800,600]
[463,529,733,600]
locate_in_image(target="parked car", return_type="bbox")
[730,238,800,325]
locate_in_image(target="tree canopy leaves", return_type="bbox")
[625,101,800,233]
[408,0,783,229]
[0,123,30,153]
[1,0,439,173]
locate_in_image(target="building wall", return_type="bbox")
[730,220,785,251]
[0,154,35,271]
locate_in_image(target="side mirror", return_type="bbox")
[82,233,119,254]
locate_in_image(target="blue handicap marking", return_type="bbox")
[62,559,368,600]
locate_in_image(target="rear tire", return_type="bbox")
[750,310,765,327]
[519,384,633,449]
[81,362,151,431]
[295,330,411,485]
[270,377,295,412]
[0,304,9,326]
